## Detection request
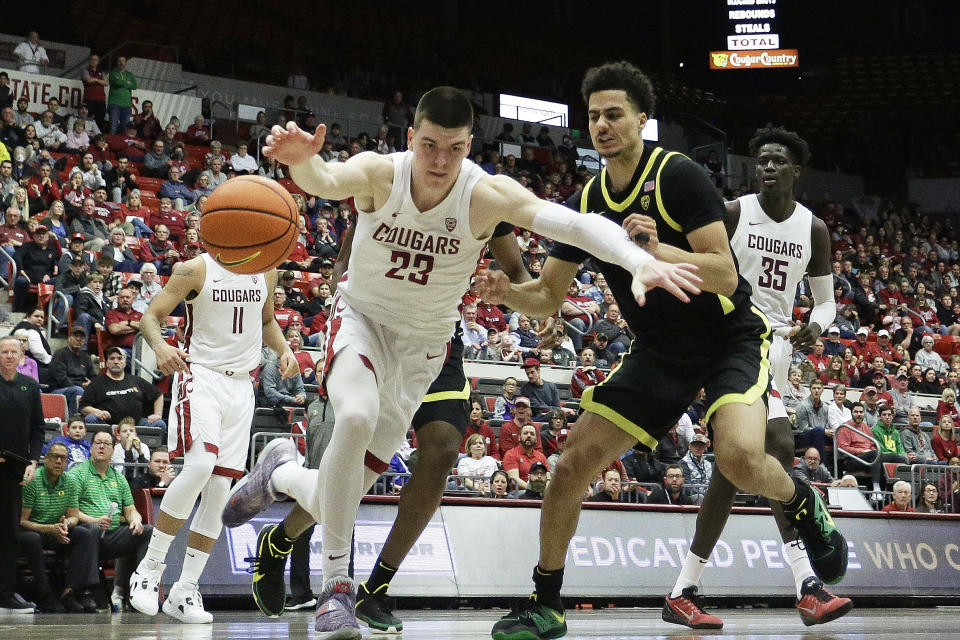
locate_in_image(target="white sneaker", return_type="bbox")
[162,582,213,624]
[129,558,165,615]
[110,589,124,613]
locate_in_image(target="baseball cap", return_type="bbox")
[828,326,840,334]
[282,270,296,279]
[319,200,335,208]
[289,313,303,325]
[878,329,890,338]
[35,224,48,233]
[71,233,85,242]
[105,346,125,358]
[872,370,886,379]
[70,326,87,336]
[896,373,908,380]
[514,396,531,407]
[528,461,548,475]
[187,241,201,249]
[690,433,709,445]
[856,327,869,336]
[864,385,878,395]
[522,357,540,368]
[70,257,83,266]
[921,335,934,344]
[558,428,569,440]
[320,259,334,268]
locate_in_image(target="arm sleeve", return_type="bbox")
[808,275,836,332]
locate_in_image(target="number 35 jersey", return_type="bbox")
[729,193,813,332]
[337,151,490,339]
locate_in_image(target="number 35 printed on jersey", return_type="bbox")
[385,250,434,285]
[758,256,788,291]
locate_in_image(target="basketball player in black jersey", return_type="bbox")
[479,61,846,640]
[245,216,533,632]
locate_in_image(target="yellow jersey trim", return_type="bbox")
[579,177,595,214]
[703,306,773,425]
[422,380,470,403]
[598,147,663,212]
[717,294,735,315]
[653,151,683,232]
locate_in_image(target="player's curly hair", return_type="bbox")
[748,124,811,166]
[580,61,656,116]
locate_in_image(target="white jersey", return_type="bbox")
[184,253,267,374]
[730,193,813,331]
[337,151,490,339]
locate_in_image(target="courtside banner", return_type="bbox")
[0,68,201,130]
[709,49,799,70]
[155,497,960,597]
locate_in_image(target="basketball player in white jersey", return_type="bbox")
[643,126,852,628]
[126,254,297,623]
[221,86,701,638]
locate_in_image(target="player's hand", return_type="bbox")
[474,269,511,304]
[622,214,659,257]
[279,350,299,379]
[631,261,701,306]
[789,322,822,349]
[154,341,190,375]
[264,121,325,167]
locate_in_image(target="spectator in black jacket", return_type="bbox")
[129,447,176,490]
[655,422,688,466]
[48,326,95,415]
[646,464,697,505]
[520,358,561,420]
[12,225,57,311]
[279,271,312,315]
[622,448,666,484]
[72,272,109,348]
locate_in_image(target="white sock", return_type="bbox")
[271,461,323,521]
[177,548,210,591]
[671,551,708,598]
[143,528,174,565]
[872,481,882,492]
[323,549,352,582]
[784,540,816,598]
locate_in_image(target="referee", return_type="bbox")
[0,335,45,612]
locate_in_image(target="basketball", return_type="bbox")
[200,175,299,274]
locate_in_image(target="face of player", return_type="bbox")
[587,90,646,160]
[408,119,471,195]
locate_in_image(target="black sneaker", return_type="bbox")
[491,595,567,640]
[355,582,402,633]
[60,590,85,614]
[284,596,316,611]
[38,593,66,614]
[782,477,848,584]
[0,593,36,613]
[78,590,98,613]
[245,523,293,617]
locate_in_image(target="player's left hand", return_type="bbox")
[279,350,299,379]
[789,322,822,349]
[474,269,511,305]
[622,214,659,257]
[631,261,701,306]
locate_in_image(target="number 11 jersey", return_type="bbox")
[729,193,813,332]
[337,151,490,339]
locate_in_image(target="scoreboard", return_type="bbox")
[710,0,799,70]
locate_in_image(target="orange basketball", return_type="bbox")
[200,175,300,274]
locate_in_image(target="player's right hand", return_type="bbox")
[474,269,511,304]
[622,213,660,257]
[264,121,326,167]
[632,261,701,306]
[155,341,190,376]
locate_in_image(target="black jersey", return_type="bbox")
[551,145,757,363]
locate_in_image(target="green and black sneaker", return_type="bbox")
[783,477,848,584]
[355,582,403,633]
[246,523,293,617]
[491,595,567,640]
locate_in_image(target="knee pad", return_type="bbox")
[189,474,232,539]
[158,442,217,520]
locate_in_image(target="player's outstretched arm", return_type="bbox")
[261,269,298,379]
[472,175,701,306]
[266,121,383,201]
[476,257,580,318]
[142,258,205,375]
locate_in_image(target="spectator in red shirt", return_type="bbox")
[875,329,901,368]
[461,397,500,461]
[852,327,881,361]
[104,287,142,363]
[82,55,109,131]
[26,163,61,208]
[185,116,210,145]
[1,206,29,256]
[571,347,606,399]
[108,123,147,162]
[139,224,179,276]
[273,286,296,331]
[286,327,316,384]
[561,279,599,352]
[933,415,959,461]
[881,481,916,513]
[150,198,185,244]
[807,339,830,373]
[502,423,550,490]
[498,396,542,456]
[134,100,161,140]
[476,299,507,333]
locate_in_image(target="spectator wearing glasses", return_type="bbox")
[646,465,697,505]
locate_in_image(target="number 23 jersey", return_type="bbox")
[337,151,491,339]
[729,193,813,332]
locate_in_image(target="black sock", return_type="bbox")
[532,565,564,610]
[365,558,398,594]
[782,476,805,511]
[273,523,295,553]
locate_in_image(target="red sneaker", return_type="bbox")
[795,577,854,626]
[662,586,723,629]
